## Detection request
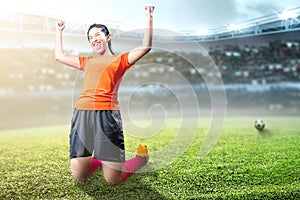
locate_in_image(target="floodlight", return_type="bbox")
[278,10,299,20]
[198,28,208,36]
[227,24,240,31]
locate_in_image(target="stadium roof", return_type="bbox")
[2,0,300,30]
[1,6,300,43]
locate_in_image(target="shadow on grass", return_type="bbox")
[75,169,167,200]
[257,128,274,138]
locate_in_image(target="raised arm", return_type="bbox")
[55,21,81,69]
[128,5,155,64]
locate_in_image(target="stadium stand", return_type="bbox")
[0,11,300,129]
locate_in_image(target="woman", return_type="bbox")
[55,5,154,184]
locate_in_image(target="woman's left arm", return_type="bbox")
[128,5,155,64]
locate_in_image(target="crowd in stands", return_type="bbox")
[1,39,299,95]
[209,39,300,84]
[0,38,300,128]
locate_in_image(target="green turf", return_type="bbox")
[0,117,299,199]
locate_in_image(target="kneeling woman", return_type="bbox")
[55,5,154,184]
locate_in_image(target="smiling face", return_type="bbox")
[88,27,111,55]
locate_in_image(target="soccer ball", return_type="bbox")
[254,119,265,131]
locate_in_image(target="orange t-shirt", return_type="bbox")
[75,52,133,110]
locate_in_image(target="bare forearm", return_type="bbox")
[128,5,155,64]
[54,21,80,69]
[142,13,153,51]
[55,30,64,60]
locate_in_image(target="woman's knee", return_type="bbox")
[71,171,86,180]
[102,161,123,184]
[70,157,91,180]
[104,174,122,184]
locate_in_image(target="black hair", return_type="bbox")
[87,24,114,55]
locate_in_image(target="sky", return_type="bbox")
[1,0,300,32]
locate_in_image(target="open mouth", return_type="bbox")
[93,42,101,50]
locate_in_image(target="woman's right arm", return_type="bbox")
[55,21,81,69]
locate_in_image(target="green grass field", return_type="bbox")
[0,117,299,199]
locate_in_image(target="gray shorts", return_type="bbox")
[69,109,125,163]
